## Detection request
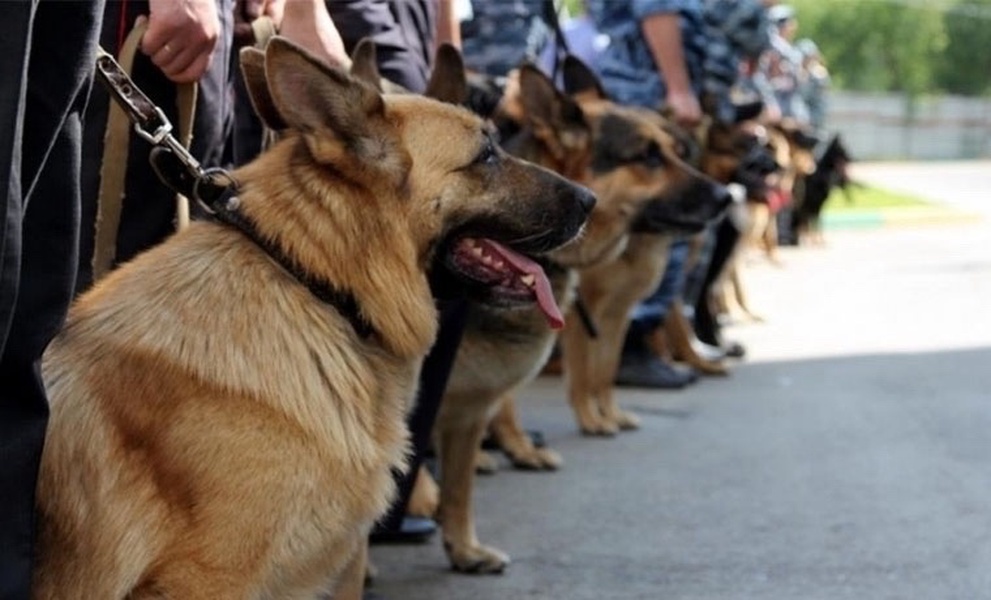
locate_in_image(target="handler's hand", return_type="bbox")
[141,0,220,83]
[665,89,703,128]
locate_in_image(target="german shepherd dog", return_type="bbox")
[33,38,593,599]
[421,57,728,574]
[748,120,818,262]
[559,121,732,436]
[792,133,852,245]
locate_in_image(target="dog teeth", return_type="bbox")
[492,260,504,269]
[482,255,493,265]
[471,247,484,258]
[520,274,536,287]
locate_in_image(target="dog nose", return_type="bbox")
[574,184,597,216]
[714,184,734,210]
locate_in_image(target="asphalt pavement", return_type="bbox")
[369,161,991,600]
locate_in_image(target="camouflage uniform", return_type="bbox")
[587,0,706,109]
[701,0,770,123]
[460,0,551,77]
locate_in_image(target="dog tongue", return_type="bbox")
[478,239,564,329]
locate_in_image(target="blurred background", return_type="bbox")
[563,0,991,161]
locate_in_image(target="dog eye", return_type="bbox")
[638,142,665,168]
[473,139,499,166]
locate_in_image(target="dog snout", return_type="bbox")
[713,183,733,211]
[569,182,597,216]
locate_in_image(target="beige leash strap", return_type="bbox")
[92,20,198,280]
[174,81,197,231]
[250,15,277,48]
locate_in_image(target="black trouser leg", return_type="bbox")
[693,217,741,346]
[377,298,468,532]
[0,2,104,597]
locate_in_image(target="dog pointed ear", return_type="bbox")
[518,64,583,129]
[733,100,764,123]
[426,44,467,105]
[562,55,606,102]
[264,37,409,179]
[239,46,287,130]
[349,37,383,92]
[264,37,384,139]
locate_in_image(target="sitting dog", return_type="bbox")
[33,38,593,599]
[792,133,853,245]
[427,56,728,574]
[560,122,732,436]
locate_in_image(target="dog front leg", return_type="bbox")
[488,394,562,470]
[560,310,607,435]
[587,307,641,434]
[330,540,367,600]
[435,416,510,574]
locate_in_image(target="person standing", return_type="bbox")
[0,2,106,597]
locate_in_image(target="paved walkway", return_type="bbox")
[368,161,991,600]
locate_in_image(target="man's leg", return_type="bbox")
[0,1,104,596]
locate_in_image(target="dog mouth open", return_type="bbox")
[447,237,564,329]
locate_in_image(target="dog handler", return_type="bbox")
[0,2,107,597]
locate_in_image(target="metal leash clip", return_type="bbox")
[94,47,235,214]
[95,48,203,177]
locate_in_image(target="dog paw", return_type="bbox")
[447,543,510,574]
[616,410,641,431]
[474,450,500,475]
[580,421,618,437]
[509,447,563,471]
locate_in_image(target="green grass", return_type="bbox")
[822,184,931,213]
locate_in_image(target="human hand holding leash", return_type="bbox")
[665,88,703,128]
[141,0,220,83]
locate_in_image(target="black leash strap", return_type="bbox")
[573,294,598,339]
[542,0,571,80]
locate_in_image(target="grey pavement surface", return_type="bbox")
[369,162,991,600]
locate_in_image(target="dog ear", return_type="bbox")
[733,100,764,123]
[518,64,584,130]
[562,55,606,102]
[265,37,383,136]
[264,37,408,177]
[425,44,467,105]
[518,64,587,162]
[239,46,287,131]
[349,37,383,92]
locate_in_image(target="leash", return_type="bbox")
[542,0,570,80]
[92,20,197,280]
[93,46,375,339]
[573,295,598,339]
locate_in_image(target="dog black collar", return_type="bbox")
[151,151,376,340]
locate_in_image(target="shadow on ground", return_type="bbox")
[369,347,991,600]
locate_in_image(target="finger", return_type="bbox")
[169,51,212,84]
[150,41,180,69]
[140,17,167,56]
[156,45,200,81]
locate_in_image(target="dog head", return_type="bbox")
[769,119,819,178]
[488,57,727,267]
[235,39,594,353]
[578,103,730,236]
[700,105,781,201]
[818,133,852,188]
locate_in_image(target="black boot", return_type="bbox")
[615,328,696,389]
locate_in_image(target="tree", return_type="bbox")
[789,0,947,96]
[935,0,991,95]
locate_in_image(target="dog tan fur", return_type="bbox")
[560,117,731,436]
[33,38,591,599]
[430,58,728,573]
